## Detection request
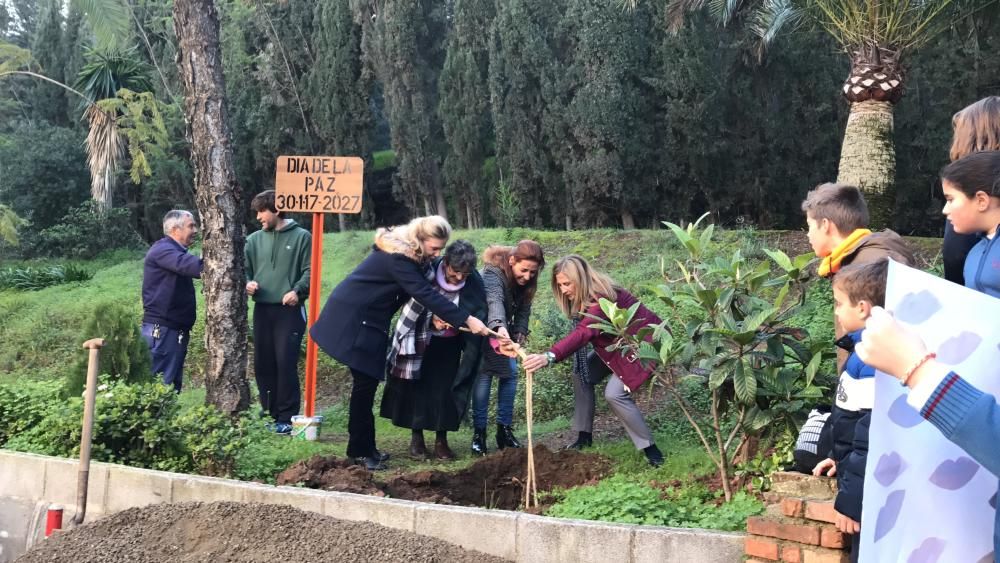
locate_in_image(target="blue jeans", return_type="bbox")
[141,322,189,392]
[473,358,518,428]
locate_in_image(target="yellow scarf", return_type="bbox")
[818,229,872,278]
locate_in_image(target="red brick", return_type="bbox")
[745,535,781,560]
[804,501,839,524]
[747,516,822,545]
[802,546,850,563]
[781,497,805,518]
[820,526,846,549]
[781,544,802,563]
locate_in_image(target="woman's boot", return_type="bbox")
[497,424,523,449]
[565,431,593,450]
[471,427,488,456]
[409,430,428,458]
[435,431,456,460]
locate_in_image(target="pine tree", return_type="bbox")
[438,0,495,228]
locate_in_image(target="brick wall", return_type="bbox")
[744,472,850,563]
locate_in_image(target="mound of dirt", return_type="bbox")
[16,501,508,563]
[278,445,612,510]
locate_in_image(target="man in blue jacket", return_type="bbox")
[141,210,203,391]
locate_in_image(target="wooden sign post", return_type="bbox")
[275,156,363,418]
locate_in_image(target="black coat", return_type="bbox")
[310,246,471,379]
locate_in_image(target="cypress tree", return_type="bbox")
[362,0,449,218]
[438,0,495,228]
[30,0,66,126]
[308,0,373,230]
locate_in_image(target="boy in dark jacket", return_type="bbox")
[812,259,889,562]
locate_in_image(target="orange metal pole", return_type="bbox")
[303,212,324,417]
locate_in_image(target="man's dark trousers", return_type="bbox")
[141,322,189,392]
[253,303,305,424]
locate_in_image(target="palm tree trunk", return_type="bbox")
[837,100,896,229]
[174,0,251,415]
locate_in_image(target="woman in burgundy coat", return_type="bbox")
[522,255,664,467]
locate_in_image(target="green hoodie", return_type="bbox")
[245,219,311,304]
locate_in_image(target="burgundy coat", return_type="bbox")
[548,289,662,391]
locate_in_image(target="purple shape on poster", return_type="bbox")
[907,537,946,563]
[977,552,994,563]
[929,457,980,490]
[888,394,923,428]
[894,290,942,325]
[874,489,905,543]
[936,332,983,365]
[874,451,907,487]
[990,491,997,510]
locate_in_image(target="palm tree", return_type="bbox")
[628,0,962,227]
[74,46,154,212]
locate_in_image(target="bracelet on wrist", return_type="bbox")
[901,352,936,387]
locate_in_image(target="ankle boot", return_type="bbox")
[434,432,456,460]
[409,431,428,458]
[565,431,593,450]
[471,427,488,456]
[644,443,664,467]
[496,424,522,450]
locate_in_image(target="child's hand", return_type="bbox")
[834,510,860,534]
[812,457,837,477]
[431,316,449,331]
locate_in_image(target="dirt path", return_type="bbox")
[16,501,509,563]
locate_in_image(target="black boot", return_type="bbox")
[565,431,593,450]
[497,424,522,450]
[644,443,664,467]
[471,427,488,456]
[409,430,428,458]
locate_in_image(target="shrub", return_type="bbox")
[0,379,63,445]
[0,264,93,291]
[26,202,145,259]
[65,301,152,396]
[7,378,186,469]
[175,405,264,476]
[547,475,765,531]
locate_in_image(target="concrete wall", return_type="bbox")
[0,450,744,562]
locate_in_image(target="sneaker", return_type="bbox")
[274,422,293,435]
[644,444,664,467]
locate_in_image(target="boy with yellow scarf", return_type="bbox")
[801,183,915,369]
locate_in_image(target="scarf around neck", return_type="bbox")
[818,228,871,278]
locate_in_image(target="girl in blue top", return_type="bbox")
[940,151,1000,298]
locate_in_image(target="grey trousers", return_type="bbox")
[572,370,653,450]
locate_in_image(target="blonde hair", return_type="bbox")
[551,255,620,318]
[951,97,1000,162]
[375,215,452,261]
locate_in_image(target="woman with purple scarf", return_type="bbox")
[380,241,487,460]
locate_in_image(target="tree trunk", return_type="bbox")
[621,210,635,230]
[466,199,474,229]
[338,214,346,232]
[837,100,895,229]
[174,0,251,415]
[434,185,448,222]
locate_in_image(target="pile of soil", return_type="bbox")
[16,502,508,563]
[277,445,612,510]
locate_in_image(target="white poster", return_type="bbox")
[862,261,998,562]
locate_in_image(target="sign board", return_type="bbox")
[274,156,363,214]
[862,261,998,562]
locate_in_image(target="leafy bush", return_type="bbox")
[0,264,93,291]
[4,378,261,476]
[547,474,765,531]
[26,202,145,259]
[65,301,152,396]
[0,379,63,445]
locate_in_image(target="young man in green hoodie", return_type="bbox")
[245,190,311,434]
